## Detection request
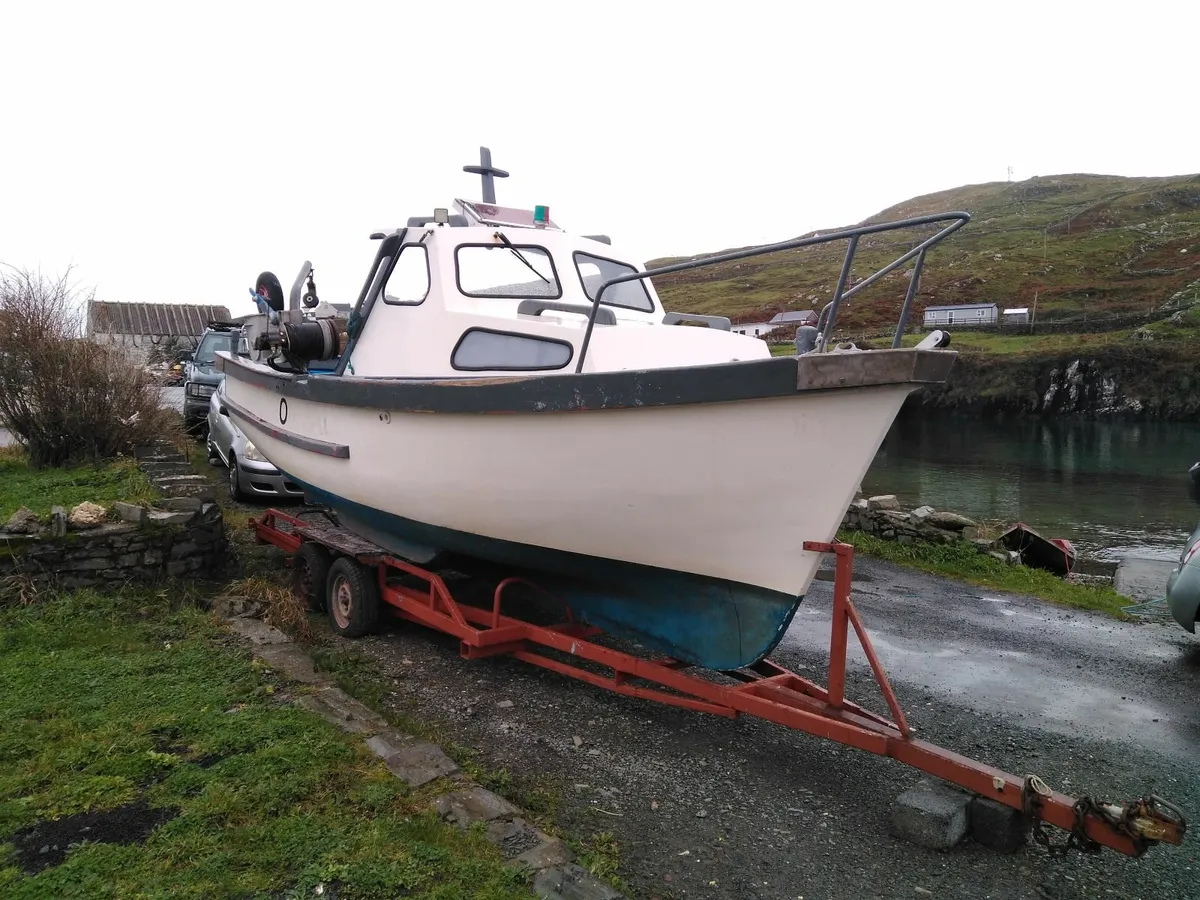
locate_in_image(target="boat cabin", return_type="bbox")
[336,195,760,379]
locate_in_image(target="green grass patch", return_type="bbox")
[837,529,1130,617]
[0,589,534,899]
[0,448,158,521]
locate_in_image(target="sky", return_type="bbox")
[2,1,1198,318]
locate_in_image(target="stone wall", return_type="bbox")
[0,500,227,590]
[842,495,983,546]
[0,441,227,590]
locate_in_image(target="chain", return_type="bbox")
[1022,775,1157,857]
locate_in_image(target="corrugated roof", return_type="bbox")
[768,310,818,324]
[89,301,232,337]
[923,303,998,312]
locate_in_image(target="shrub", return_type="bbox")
[0,267,181,468]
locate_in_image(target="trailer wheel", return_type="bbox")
[294,542,332,613]
[326,557,380,638]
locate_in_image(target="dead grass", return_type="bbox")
[225,573,314,643]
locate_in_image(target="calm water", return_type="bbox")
[862,414,1200,562]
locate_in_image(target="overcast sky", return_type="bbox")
[3,1,1196,317]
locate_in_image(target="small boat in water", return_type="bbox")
[998,522,1076,576]
[218,148,968,670]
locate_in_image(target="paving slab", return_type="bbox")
[532,863,625,900]
[435,786,519,827]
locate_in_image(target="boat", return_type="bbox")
[216,147,968,671]
[998,522,1076,576]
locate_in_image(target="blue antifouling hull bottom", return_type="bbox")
[296,481,802,671]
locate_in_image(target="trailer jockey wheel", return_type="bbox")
[326,557,381,638]
[294,542,332,613]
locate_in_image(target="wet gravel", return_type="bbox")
[322,557,1200,900]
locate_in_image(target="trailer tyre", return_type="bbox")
[326,557,380,638]
[294,542,332,613]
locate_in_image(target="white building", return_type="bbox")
[1002,307,1030,326]
[922,303,998,328]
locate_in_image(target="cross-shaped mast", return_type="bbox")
[462,146,509,204]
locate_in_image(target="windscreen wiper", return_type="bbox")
[496,233,550,283]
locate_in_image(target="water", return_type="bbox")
[862,414,1200,562]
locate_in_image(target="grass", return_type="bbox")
[648,172,1200,340]
[838,529,1130,617]
[0,588,535,900]
[0,447,158,521]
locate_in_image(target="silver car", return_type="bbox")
[206,380,304,502]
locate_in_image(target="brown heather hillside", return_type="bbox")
[648,173,1200,336]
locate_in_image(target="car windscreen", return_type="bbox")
[194,333,234,365]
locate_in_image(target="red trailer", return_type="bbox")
[250,506,1186,859]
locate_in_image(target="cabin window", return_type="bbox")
[455,244,561,299]
[451,328,573,371]
[572,252,654,312]
[382,244,431,305]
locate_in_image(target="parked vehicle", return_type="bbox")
[1166,520,1200,633]
[206,380,304,502]
[184,322,241,432]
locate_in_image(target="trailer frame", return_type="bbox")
[250,506,1186,858]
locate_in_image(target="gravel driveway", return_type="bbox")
[323,555,1200,900]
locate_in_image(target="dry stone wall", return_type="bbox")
[842,494,981,545]
[0,443,228,589]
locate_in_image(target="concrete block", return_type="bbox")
[969,796,1029,853]
[890,778,971,850]
[532,863,624,900]
[435,787,518,827]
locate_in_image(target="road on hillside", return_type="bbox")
[322,555,1200,900]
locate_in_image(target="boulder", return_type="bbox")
[68,502,109,530]
[867,494,900,512]
[4,506,41,534]
[911,505,935,521]
[925,511,976,530]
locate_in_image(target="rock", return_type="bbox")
[496,699,514,709]
[988,551,1009,565]
[925,511,976,530]
[4,506,41,534]
[49,506,68,538]
[971,539,994,553]
[911,505,935,521]
[961,526,979,541]
[147,509,198,527]
[112,501,147,525]
[867,494,900,512]
[68,502,108,530]
[890,778,970,850]
[1005,550,1022,566]
[850,498,870,511]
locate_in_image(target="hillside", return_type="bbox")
[648,173,1200,335]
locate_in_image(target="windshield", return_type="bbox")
[456,244,561,299]
[195,332,234,365]
[573,253,654,312]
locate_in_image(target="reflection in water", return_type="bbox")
[863,415,1200,561]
